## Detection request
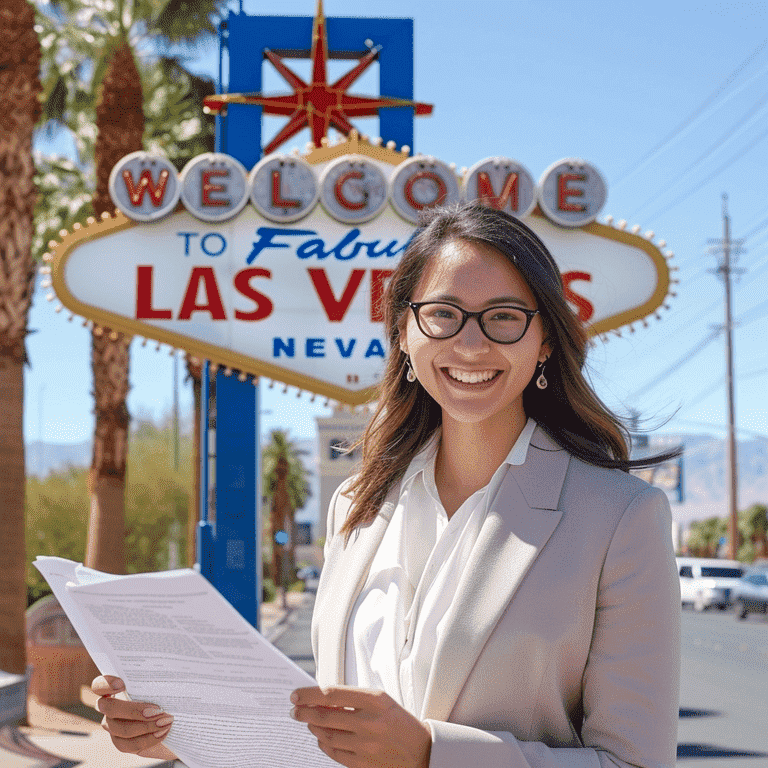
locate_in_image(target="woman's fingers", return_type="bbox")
[101,711,174,739]
[91,675,125,695]
[97,695,166,722]
[109,726,173,755]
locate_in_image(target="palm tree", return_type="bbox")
[738,503,768,562]
[262,430,312,603]
[0,0,42,675]
[34,0,224,573]
[84,39,143,573]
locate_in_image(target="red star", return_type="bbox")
[203,0,432,153]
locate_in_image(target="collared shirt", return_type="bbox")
[344,418,538,718]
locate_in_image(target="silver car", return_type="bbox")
[732,571,768,619]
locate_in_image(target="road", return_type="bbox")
[678,608,768,767]
[275,593,768,765]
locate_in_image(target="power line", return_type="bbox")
[740,214,768,243]
[641,123,768,225]
[627,328,722,402]
[673,418,768,441]
[612,38,768,187]
[627,89,768,221]
[736,296,768,326]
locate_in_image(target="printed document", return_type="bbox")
[34,556,339,768]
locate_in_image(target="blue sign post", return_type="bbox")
[197,8,417,627]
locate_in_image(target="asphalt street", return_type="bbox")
[678,608,768,767]
[275,592,768,766]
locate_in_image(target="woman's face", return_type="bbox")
[400,239,551,431]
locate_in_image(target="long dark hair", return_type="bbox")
[340,202,678,539]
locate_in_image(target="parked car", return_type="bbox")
[676,557,746,611]
[296,565,321,591]
[732,571,768,619]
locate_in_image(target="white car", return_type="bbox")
[677,557,745,611]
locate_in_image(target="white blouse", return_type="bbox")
[343,419,538,719]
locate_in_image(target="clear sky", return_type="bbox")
[26,0,768,448]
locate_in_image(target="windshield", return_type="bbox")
[700,567,743,578]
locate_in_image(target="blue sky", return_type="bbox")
[26,0,768,447]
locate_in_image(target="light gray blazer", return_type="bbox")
[311,427,681,768]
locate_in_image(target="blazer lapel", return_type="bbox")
[315,488,398,686]
[420,428,570,721]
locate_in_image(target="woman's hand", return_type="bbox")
[91,675,178,761]
[290,686,431,768]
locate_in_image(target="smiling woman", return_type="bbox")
[93,202,682,768]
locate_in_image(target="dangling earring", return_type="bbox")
[406,358,417,383]
[536,360,548,390]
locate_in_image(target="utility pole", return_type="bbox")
[708,194,745,560]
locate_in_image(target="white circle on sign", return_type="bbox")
[390,156,460,224]
[108,152,180,222]
[319,156,388,224]
[463,157,536,218]
[250,154,319,223]
[180,153,250,223]
[538,158,607,228]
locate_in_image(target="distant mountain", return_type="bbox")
[642,434,767,527]
[25,434,767,529]
[25,440,91,478]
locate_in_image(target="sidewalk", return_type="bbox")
[8,593,308,768]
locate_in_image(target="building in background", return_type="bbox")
[315,407,371,543]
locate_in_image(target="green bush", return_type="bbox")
[262,577,276,603]
[26,417,193,595]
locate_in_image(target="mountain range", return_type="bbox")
[25,433,767,530]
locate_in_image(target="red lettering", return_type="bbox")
[476,171,519,211]
[404,171,447,210]
[370,269,394,322]
[309,268,366,322]
[562,271,594,322]
[122,169,169,207]
[557,173,586,212]
[202,169,229,207]
[334,170,366,210]
[135,265,172,319]
[271,170,300,208]
[234,268,273,320]
[178,267,226,320]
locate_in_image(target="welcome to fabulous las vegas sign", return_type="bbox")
[45,132,674,406]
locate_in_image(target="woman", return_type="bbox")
[93,202,681,768]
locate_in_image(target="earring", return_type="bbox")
[406,358,416,383]
[536,361,548,390]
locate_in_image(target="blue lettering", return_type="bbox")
[201,233,226,256]
[330,229,362,260]
[335,338,356,358]
[363,239,407,258]
[273,338,295,357]
[306,338,325,357]
[247,228,315,264]
[178,232,198,255]
[296,238,329,260]
[364,339,386,358]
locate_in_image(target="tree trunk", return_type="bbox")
[185,355,203,567]
[271,458,291,606]
[0,361,28,674]
[86,41,144,574]
[86,328,131,572]
[0,0,41,675]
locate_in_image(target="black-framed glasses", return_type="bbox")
[408,301,539,344]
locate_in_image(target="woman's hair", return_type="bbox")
[340,201,679,538]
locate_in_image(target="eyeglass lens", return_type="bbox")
[417,303,530,343]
